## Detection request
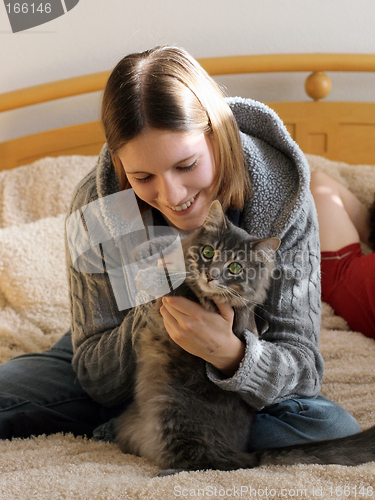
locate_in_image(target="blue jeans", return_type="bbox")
[0,332,361,448]
[0,332,127,439]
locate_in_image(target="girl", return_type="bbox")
[311,169,375,339]
[0,46,360,451]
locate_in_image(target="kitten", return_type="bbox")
[115,200,279,472]
[115,201,375,473]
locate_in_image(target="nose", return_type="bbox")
[158,175,186,207]
[206,268,220,282]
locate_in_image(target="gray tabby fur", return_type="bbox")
[115,201,375,473]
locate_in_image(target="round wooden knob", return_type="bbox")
[305,72,332,101]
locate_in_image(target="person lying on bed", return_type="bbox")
[0,46,360,447]
[310,170,375,340]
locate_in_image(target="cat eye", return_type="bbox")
[228,262,242,274]
[201,245,215,260]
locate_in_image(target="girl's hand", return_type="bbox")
[160,296,245,377]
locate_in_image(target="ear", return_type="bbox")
[202,200,227,230]
[252,237,281,263]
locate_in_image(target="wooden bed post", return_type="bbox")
[304,72,332,101]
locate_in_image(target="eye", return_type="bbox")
[131,160,197,184]
[133,175,152,184]
[202,245,215,260]
[228,262,242,274]
[178,159,198,173]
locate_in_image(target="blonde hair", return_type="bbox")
[101,46,251,214]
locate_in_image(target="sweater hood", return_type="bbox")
[227,97,310,239]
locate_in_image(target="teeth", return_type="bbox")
[170,196,195,212]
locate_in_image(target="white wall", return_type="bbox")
[1,0,375,142]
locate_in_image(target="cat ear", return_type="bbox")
[202,200,227,230]
[252,237,281,263]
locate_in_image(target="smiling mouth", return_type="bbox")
[169,194,198,212]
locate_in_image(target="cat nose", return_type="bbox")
[206,269,220,282]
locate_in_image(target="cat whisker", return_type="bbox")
[217,285,269,319]
[215,289,250,310]
[216,285,250,307]
[165,271,186,278]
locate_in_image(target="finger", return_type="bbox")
[162,295,203,317]
[212,299,234,321]
[160,304,179,331]
[161,299,192,327]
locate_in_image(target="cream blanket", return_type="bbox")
[0,154,374,499]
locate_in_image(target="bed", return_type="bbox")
[0,53,374,500]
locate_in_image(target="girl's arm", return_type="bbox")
[65,170,140,407]
[67,249,138,407]
[205,193,325,410]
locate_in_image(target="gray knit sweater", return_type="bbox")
[66,97,324,410]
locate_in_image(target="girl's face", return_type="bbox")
[118,128,217,232]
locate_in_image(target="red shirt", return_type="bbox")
[321,243,375,339]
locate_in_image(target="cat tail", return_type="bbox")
[255,425,375,466]
[158,427,375,476]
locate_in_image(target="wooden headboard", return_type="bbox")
[1,53,375,171]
